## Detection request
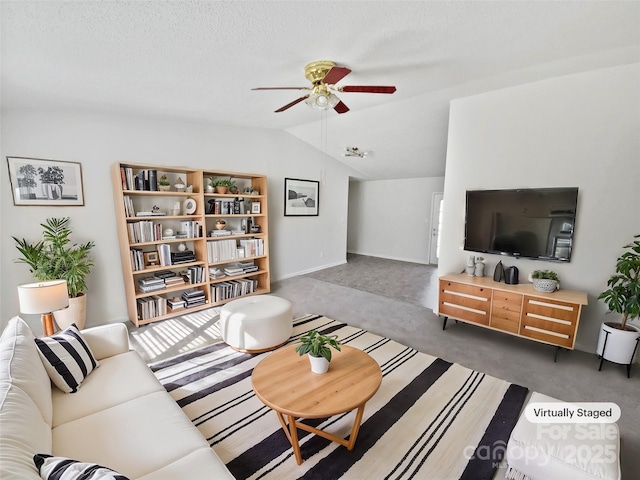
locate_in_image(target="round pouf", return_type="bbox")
[220,295,293,353]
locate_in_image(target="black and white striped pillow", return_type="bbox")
[34,454,130,480]
[34,323,99,393]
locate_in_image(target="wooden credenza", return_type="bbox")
[437,273,588,352]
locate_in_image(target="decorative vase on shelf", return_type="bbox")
[533,278,558,292]
[474,257,485,277]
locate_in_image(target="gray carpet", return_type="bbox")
[128,254,638,479]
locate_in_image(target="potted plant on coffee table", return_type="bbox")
[596,235,640,377]
[531,270,560,292]
[13,217,95,330]
[295,329,341,374]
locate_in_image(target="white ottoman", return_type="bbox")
[219,295,293,353]
[506,392,620,480]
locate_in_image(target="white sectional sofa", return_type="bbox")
[0,316,234,479]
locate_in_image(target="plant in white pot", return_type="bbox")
[295,330,341,374]
[596,235,640,377]
[13,217,95,331]
[531,270,560,292]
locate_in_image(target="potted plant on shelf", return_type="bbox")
[158,175,171,191]
[596,235,640,376]
[13,217,95,330]
[214,178,236,194]
[531,270,560,292]
[295,330,341,374]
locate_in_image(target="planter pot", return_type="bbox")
[215,186,228,194]
[158,185,171,192]
[597,321,640,365]
[42,183,63,200]
[53,294,87,331]
[308,354,329,374]
[532,278,558,292]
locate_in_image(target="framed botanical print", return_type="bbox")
[7,157,85,206]
[284,178,319,216]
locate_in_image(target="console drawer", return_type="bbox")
[439,280,491,326]
[520,296,579,348]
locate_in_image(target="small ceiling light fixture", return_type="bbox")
[304,84,340,111]
[343,147,369,158]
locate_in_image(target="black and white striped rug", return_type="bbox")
[150,315,528,480]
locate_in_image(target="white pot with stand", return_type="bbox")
[596,321,640,378]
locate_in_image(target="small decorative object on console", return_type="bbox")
[531,270,559,292]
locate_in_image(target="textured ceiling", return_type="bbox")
[2,1,639,180]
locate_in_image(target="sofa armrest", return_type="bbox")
[80,323,130,360]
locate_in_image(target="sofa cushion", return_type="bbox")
[0,383,52,479]
[135,448,233,480]
[35,324,99,393]
[52,351,165,427]
[0,316,53,424]
[52,391,220,479]
[34,453,130,480]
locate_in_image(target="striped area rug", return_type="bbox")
[150,315,528,480]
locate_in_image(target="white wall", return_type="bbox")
[1,109,355,331]
[439,63,640,352]
[347,177,445,264]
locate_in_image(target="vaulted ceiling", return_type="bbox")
[2,1,639,180]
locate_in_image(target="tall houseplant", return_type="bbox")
[13,217,95,329]
[596,235,640,376]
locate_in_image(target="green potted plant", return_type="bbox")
[531,269,560,292]
[295,329,341,374]
[214,178,236,194]
[596,235,640,376]
[158,174,171,191]
[13,217,95,330]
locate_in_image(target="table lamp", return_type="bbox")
[17,280,69,336]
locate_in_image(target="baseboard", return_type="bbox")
[273,259,347,282]
[346,250,433,265]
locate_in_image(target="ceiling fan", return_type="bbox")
[252,60,396,114]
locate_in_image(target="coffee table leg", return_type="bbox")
[275,411,303,465]
[347,404,366,450]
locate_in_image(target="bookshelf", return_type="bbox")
[111,163,270,327]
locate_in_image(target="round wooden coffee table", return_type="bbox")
[251,344,382,465]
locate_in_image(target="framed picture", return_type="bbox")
[143,251,159,267]
[251,201,261,214]
[284,178,319,216]
[7,156,85,206]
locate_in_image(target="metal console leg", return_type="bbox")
[442,316,448,330]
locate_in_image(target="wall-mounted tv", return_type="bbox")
[464,187,579,262]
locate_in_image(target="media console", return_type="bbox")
[437,273,588,360]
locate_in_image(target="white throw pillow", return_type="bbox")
[34,324,99,393]
[34,454,129,480]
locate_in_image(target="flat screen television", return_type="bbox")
[464,187,579,262]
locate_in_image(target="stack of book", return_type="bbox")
[210,278,258,302]
[171,250,196,264]
[136,295,167,320]
[184,265,205,284]
[138,276,166,293]
[210,229,232,237]
[167,297,185,311]
[165,276,186,287]
[181,289,206,308]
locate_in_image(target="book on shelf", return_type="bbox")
[157,244,172,266]
[154,270,177,279]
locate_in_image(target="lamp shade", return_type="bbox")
[17,280,69,314]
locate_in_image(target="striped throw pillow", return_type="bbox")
[34,454,130,480]
[34,323,99,393]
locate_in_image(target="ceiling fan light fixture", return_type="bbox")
[305,91,339,111]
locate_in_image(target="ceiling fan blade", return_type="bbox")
[322,66,352,85]
[334,101,349,114]
[274,95,309,113]
[340,85,397,94]
[252,87,309,90]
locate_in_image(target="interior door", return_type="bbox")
[429,193,443,265]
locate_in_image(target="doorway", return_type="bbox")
[429,192,444,265]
